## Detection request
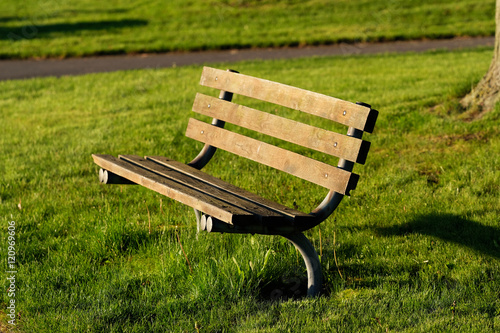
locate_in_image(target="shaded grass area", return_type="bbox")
[0,0,495,59]
[1,48,499,331]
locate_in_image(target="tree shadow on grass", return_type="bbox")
[376,213,500,259]
[0,16,20,23]
[1,19,148,41]
[58,8,132,15]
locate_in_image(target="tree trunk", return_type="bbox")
[460,0,500,116]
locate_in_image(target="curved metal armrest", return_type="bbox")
[306,126,364,228]
[309,190,345,224]
[187,117,226,170]
[188,70,238,170]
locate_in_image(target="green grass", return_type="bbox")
[0,0,495,59]
[1,48,500,331]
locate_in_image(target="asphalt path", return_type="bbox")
[0,36,494,81]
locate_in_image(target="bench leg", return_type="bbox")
[196,214,322,296]
[194,209,202,233]
[194,210,210,234]
[282,232,322,297]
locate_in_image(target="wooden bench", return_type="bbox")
[92,67,378,296]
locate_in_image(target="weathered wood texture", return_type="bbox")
[92,154,315,226]
[185,118,359,194]
[192,93,371,163]
[199,67,378,133]
[93,154,249,223]
[147,156,310,221]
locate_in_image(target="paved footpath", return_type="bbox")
[0,36,494,81]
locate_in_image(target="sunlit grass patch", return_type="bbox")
[1,48,499,331]
[0,0,495,59]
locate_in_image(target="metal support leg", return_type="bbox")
[194,209,202,233]
[199,214,322,296]
[194,210,209,234]
[281,232,322,297]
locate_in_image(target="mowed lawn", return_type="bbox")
[1,47,499,331]
[0,0,495,59]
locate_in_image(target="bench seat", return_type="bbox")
[93,154,315,234]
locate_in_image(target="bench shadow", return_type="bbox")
[256,214,500,301]
[258,271,309,301]
[376,213,500,259]
[1,19,148,41]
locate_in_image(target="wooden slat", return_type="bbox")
[146,155,313,221]
[185,119,359,194]
[92,154,254,224]
[193,93,371,164]
[199,66,376,132]
[118,155,290,223]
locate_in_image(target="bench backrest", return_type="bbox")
[186,67,378,196]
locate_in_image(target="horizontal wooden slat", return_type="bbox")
[193,93,371,164]
[118,155,290,223]
[146,155,312,221]
[185,119,359,194]
[92,154,254,224]
[199,66,377,132]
